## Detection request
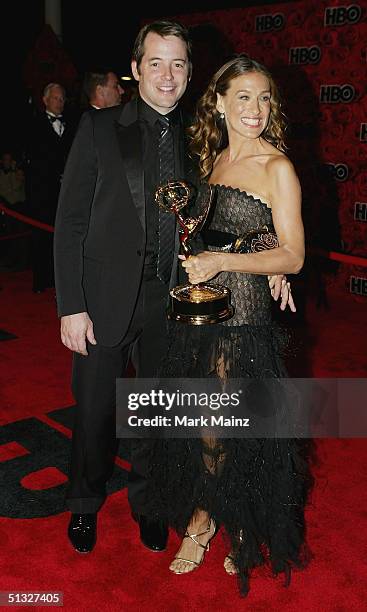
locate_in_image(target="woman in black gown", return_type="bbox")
[147,54,314,596]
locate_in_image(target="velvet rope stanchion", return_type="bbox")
[0,202,54,233]
[309,247,367,268]
[0,231,31,242]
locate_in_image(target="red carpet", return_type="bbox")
[1,268,366,610]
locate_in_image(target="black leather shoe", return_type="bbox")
[68,513,97,553]
[132,513,168,552]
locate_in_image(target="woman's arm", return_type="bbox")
[183,157,304,283]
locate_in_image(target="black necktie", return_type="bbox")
[157,115,175,283]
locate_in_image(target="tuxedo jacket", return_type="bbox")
[27,111,77,224]
[54,99,197,347]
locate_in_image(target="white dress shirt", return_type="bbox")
[46,112,65,136]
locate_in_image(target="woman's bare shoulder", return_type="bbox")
[264,146,296,174]
[267,154,301,201]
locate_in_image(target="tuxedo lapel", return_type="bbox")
[115,100,145,232]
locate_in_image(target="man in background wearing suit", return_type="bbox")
[82,69,124,110]
[28,83,76,292]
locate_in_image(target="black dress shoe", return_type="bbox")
[68,513,97,553]
[132,513,168,552]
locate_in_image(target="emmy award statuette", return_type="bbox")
[155,180,233,325]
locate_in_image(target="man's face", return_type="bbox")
[100,72,124,107]
[131,32,190,114]
[43,86,65,115]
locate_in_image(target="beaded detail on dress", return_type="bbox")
[199,183,274,326]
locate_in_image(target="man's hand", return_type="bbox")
[60,312,97,355]
[268,275,296,312]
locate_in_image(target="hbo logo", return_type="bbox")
[255,13,285,32]
[289,46,321,65]
[324,4,362,26]
[325,163,349,182]
[320,85,355,103]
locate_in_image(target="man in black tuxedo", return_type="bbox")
[28,83,76,292]
[54,20,293,556]
[54,21,197,554]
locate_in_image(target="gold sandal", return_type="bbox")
[170,518,217,574]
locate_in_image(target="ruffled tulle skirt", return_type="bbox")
[145,321,315,595]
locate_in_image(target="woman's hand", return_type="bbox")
[180,252,224,284]
[268,275,296,312]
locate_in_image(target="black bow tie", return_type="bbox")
[47,114,65,124]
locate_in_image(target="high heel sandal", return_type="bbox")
[170,518,217,574]
[224,529,244,575]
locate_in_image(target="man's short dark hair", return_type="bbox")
[132,20,192,75]
[83,69,115,101]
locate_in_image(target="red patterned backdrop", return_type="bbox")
[167,0,367,299]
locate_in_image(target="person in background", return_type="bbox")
[0,151,27,269]
[0,151,26,206]
[82,69,124,109]
[27,83,77,292]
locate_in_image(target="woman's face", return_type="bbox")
[217,71,271,140]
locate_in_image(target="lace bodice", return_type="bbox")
[199,183,274,326]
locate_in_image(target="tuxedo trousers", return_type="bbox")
[65,274,169,514]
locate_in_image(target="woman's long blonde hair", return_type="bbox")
[188,54,287,179]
